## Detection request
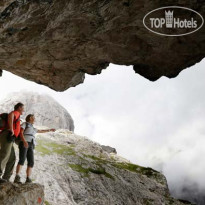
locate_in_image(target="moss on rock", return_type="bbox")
[36,140,76,156]
[68,163,114,179]
[82,154,165,185]
[111,162,158,177]
[44,201,51,205]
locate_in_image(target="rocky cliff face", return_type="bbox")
[11,129,191,205]
[0,92,74,131]
[0,0,204,91]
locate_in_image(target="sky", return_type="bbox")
[0,59,205,202]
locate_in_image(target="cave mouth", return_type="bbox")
[1,60,205,204]
[0,0,204,204]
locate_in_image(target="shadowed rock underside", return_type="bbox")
[0,0,204,91]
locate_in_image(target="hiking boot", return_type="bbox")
[14,175,22,184]
[25,177,32,183]
[0,178,7,184]
[2,176,10,182]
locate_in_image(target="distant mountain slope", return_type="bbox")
[12,129,191,205]
[0,92,74,131]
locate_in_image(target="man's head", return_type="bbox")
[14,102,24,115]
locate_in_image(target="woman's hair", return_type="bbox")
[26,114,34,122]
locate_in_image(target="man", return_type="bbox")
[0,103,24,183]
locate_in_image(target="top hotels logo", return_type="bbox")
[143,6,204,36]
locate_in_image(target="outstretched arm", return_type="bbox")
[37,129,56,133]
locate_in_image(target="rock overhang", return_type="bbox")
[0,0,204,91]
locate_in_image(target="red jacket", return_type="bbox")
[12,111,21,137]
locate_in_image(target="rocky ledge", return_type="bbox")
[0,129,193,205]
[0,182,44,205]
[0,0,204,91]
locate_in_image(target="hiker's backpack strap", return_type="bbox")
[14,115,20,130]
[23,122,33,136]
[25,122,29,130]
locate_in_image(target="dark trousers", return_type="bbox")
[18,141,34,168]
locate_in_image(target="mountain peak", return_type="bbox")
[0,92,74,131]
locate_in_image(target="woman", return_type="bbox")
[14,114,55,183]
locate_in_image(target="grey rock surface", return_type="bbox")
[0,182,44,205]
[0,92,74,131]
[12,129,191,205]
[0,0,204,91]
[101,145,117,154]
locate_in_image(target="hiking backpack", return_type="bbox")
[0,113,20,132]
[0,113,9,131]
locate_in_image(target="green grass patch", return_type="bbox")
[36,140,76,156]
[68,164,90,177]
[142,199,154,205]
[82,154,112,166]
[83,154,157,176]
[44,201,50,205]
[110,162,165,185]
[68,163,114,179]
[168,198,176,205]
[88,167,114,179]
[82,154,163,184]
[111,162,159,177]
[83,154,103,161]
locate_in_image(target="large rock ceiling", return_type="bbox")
[0,0,204,91]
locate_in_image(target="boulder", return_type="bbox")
[0,182,44,205]
[0,92,75,131]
